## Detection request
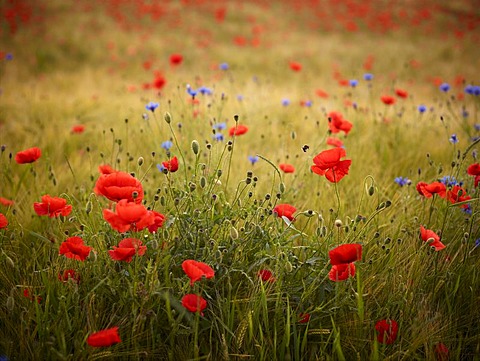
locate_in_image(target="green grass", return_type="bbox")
[1,0,480,360]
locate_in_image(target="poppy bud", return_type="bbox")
[160,196,165,206]
[279,182,285,194]
[189,182,196,192]
[368,185,375,196]
[191,140,200,155]
[149,239,159,250]
[6,295,14,311]
[85,201,93,214]
[137,157,144,166]
[217,169,223,178]
[230,226,239,240]
[164,112,172,124]
[234,114,239,122]
[5,255,14,268]
[334,219,343,228]
[285,261,293,272]
[200,176,206,188]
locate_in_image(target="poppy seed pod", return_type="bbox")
[164,112,172,124]
[191,140,200,155]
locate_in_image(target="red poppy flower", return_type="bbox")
[279,163,295,173]
[108,238,147,262]
[375,319,398,344]
[71,125,85,134]
[298,313,311,324]
[229,124,249,136]
[170,53,183,66]
[182,260,215,286]
[394,88,408,98]
[103,199,156,233]
[328,111,352,135]
[446,185,471,209]
[23,288,42,304]
[152,71,166,89]
[181,294,207,315]
[162,156,179,172]
[420,225,445,251]
[58,269,80,283]
[326,137,344,148]
[416,182,446,198]
[434,343,449,361]
[258,269,275,282]
[381,95,395,105]
[98,164,117,175]
[59,236,92,261]
[311,148,352,183]
[467,163,480,176]
[329,263,356,281]
[94,171,144,204]
[0,197,14,206]
[87,327,122,347]
[289,61,302,72]
[273,203,297,221]
[0,213,8,229]
[315,89,329,98]
[328,243,362,265]
[34,195,72,218]
[147,211,166,233]
[15,147,41,164]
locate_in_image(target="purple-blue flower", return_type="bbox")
[439,83,450,92]
[449,134,458,144]
[363,73,374,81]
[394,177,411,187]
[213,122,227,131]
[282,98,290,106]
[248,155,259,165]
[198,86,213,95]
[418,104,427,113]
[219,62,229,70]
[161,140,173,150]
[349,79,358,87]
[145,102,159,112]
[213,133,224,141]
[186,84,197,97]
[439,175,462,187]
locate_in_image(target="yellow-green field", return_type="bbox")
[1,1,480,360]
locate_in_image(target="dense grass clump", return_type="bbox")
[1,0,480,360]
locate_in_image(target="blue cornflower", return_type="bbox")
[363,73,374,81]
[5,53,13,61]
[145,101,159,112]
[449,134,458,144]
[439,175,462,187]
[161,140,173,150]
[186,84,197,97]
[473,149,478,159]
[462,204,472,215]
[465,85,475,95]
[462,109,469,118]
[475,124,480,131]
[156,164,166,172]
[304,100,312,107]
[394,176,411,187]
[237,94,244,101]
[439,83,450,92]
[282,98,290,106]
[248,155,259,165]
[219,62,229,70]
[349,79,358,87]
[213,133,224,141]
[475,238,480,248]
[418,104,427,113]
[213,122,227,131]
[198,86,213,95]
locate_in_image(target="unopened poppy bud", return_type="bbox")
[385,200,392,207]
[368,185,375,196]
[334,219,343,228]
[200,176,206,188]
[217,169,223,177]
[137,157,144,166]
[85,201,92,214]
[285,261,293,273]
[230,226,239,240]
[191,140,200,155]
[246,177,252,184]
[189,182,196,192]
[227,145,232,152]
[164,112,172,124]
[6,296,14,311]
[163,229,169,239]
[234,114,239,122]
[5,255,14,268]
[160,196,166,206]
[291,131,296,139]
[150,239,159,250]
[279,182,285,193]
[132,191,139,200]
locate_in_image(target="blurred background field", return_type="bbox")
[1,0,480,360]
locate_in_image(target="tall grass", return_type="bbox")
[1,0,480,359]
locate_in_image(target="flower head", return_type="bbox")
[329,263,356,281]
[94,171,144,204]
[34,195,72,218]
[289,61,302,71]
[416,182,446,198]
[258,269,275,282]
[311,148,352,183]
[279,163,295,173]
[59,236,92,261]
[87,327,121,347]
[327,111,352,135]
[328,244,362,265]
[394,176,411,187]
[162,156,179,172]
[0,213,8,229]
[182,294,207,315]
[375,319,398,344]
[15,147,41,164]
[420,225,445,251]
[182,260,215,286]
[170,53,183,66]
[248,155,259,165]
[439,83,450,92]
[145,101,159,112]
[380,95,395,105]
[273,204,296,221]
[229,125,248,136]
[108,238,147,262]
[449,134,458,144]
[103,199,155,233]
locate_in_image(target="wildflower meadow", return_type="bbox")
[1,0,480,359]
